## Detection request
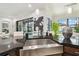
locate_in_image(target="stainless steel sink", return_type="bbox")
[20,39,63,56]
[23,39,62,50]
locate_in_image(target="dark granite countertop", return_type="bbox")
[0,37,25,56]
[52,35,79,48]
[0,42,24,56]
[0,42,24,54]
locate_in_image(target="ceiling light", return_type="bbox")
[68,7,72,14]
[28,4,32,8]
[35,9,40,15]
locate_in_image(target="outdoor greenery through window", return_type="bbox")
[58,17,79,33]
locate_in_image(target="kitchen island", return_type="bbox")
[1,35,79,56]
[20,39,63,56]
[0,38,63,56]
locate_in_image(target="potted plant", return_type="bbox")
[51,21,59,39]
[75,26,79,33]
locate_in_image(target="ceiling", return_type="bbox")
[0,3,79,20]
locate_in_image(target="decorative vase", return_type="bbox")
[62,26,73,43]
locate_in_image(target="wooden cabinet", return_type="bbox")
[63,46,79,56]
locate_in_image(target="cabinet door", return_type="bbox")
[64,46,79,56]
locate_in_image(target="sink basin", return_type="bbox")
[23,39,62,50]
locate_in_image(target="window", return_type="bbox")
[68,17,77,27]
[58,17,77,28]
[58,19,66,26]
[58,17,77,33]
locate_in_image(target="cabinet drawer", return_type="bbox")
[64,46,79,55]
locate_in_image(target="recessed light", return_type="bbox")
[68,7,72,14]
[28,4,32,8]
[35,9,40,15]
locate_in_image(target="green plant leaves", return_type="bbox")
[75,27,79,33]
[51,21,59,35]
